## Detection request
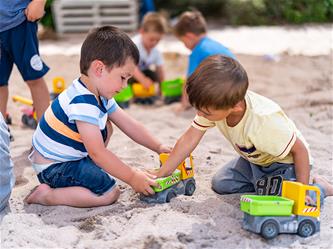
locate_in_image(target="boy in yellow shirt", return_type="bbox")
[155,55,333,204]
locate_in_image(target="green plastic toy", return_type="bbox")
[152,169,181,193]
[161,78,184,104]
[114,85,133,108]
[240,195,294,216]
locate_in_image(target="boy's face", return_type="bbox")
[141,30,163,51]
[96,58,135,99]
[179,33,197,50]
[196,107,233,121]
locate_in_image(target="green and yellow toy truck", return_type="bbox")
[113,78,184,107]
[160,78,184,105]
[12,77,66,129]
[240,181,320,239]
[141,153,196,203]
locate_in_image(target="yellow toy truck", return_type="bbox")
[12,77,65,129]
[140,153,196,203]
[240,181,320,239]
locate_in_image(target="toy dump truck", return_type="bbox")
[12,77,66,129]
[140,153,196,204]
[161,78,184,104]
[114,85,133,108]
[240,181,320,239]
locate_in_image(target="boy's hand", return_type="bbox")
[305,195,316,207]
[25,0,46,22]
[157,144,172,154]
[141,77,154,89]
[129,169,158,195]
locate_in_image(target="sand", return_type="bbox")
[0,27,332,249]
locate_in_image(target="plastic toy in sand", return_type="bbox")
[140,153,196,204]
[241,180,320,239]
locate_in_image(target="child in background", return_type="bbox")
[0,113,15,217]
[132,12,168,89]
[173,10,235,110]
[155,55,333,206]
[0,0,50,124]
[26,26,170,208]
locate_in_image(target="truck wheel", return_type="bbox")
[261,220,279,239]
[27,116,37,129]
[166,190,177,203]
[22,114,29,126]
[298,220,315,237]
[185,181,196,196]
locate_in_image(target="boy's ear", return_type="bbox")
[184,32,196,40]
[91,60,104,77]
[232,101,244,112]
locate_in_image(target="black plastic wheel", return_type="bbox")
[185,180,196,196]
[118,101,130,109]
[5,114,12,125]
[27,116,37,129]
[298,220,315,237]
[21,114,29,126]
[166,190,177,203]
[164,96,181,105]
[261,220,279,239]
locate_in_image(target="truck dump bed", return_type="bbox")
[240,195,294,216]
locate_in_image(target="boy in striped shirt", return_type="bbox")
[26,26,170,207]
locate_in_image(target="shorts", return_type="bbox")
[0,20,49,86]
[37,157,116,195]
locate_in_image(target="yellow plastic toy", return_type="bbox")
[50,77,66,99]
[159,153,194,180]
[132,83,155,97]
[140,153,196,203]
[12,77,66,128]
[241,180,321,239]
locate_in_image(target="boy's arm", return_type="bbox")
[109,108,169,154]
[290,137,310,185]
[133,67,154,88]
[76,120,157,195]
[156,65,165,83]
[157,126,205,177]
[25,0,46,21]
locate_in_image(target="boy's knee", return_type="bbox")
[211,177,233,194]
[26,78,46,87]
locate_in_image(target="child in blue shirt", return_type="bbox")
[26,26,170,208]
[173,11,235,111]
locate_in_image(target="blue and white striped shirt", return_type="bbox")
[32,78,119,162]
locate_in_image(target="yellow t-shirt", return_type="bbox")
[192,91,311,166]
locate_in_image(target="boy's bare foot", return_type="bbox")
[313,176,333,196]
[25,184,52,205]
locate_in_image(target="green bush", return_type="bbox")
[264,0,333,24]
[40,0,55,29]
[154,0,333,25]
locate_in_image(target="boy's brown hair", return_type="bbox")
[186,55,248,110]
[80,26,139,75]
[173,11,207,37]
[141,12,168,34]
